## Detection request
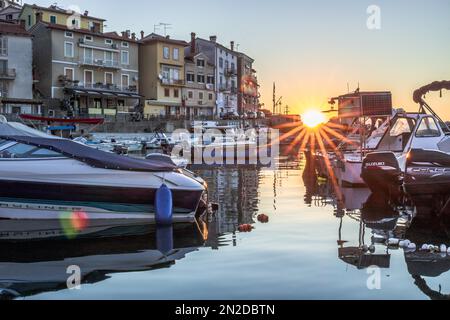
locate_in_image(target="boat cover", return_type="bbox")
[0,135,177,172]
[0,122,58,139]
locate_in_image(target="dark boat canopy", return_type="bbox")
[0,136,177,172]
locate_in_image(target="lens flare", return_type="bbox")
[302,110,326,128]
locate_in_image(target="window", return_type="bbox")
[0,36,7,56]
[207,75,214,84]
[122,41,129,48]
[94,98,102,108]
[84,70,94,85]
[197,74,205,83]
[65,31,73,38]
[164,88,170,97]
[6,14,12,21]
[186,73,195,82]
[27,15,31,26]
[84,48,93,63]
[50,15,57,24]
[209,93,213,100]
[188,91,193,99]
[199,92,204,100]
[163,46,170,59]
[219,57,223,68]
[105,39,113,45]
[416,117,441,138]
[121,51,129,65]
[71,18,80,28]
[85,35,93,42]
[121,74,129,89]
[0,143,63,159]
[197,59,205,67]
[174,89,179,98]
[64,68,74,81]
[104,51,113,64]
[173,48,179,60]
[105,72,113,85]
[64,42,74,58]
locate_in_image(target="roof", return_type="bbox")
[0,21,30,37]
[140,33,188,46]
[22,4,106,22]
[40,23,139,43]
[196,37,237,55]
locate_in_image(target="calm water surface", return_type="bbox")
[4,153,450,300]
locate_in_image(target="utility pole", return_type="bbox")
[285,105,289,115]
[273,82,276,115]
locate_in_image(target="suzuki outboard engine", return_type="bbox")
[361,152,402,196]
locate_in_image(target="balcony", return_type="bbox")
[61,78,139,97]
[79,58,121,70]
[224,67,237,77]
[160,78,185,87]
[0,68,16,80]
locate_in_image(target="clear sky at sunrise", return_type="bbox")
[36,0,450,118]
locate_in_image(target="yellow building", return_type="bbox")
[20,4,105,32]
[139,33,187,118]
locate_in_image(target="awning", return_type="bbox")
[0,98,43,105]
[65,87,143,99]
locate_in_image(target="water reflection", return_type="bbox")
[304,153,450,300]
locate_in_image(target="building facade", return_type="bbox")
[31,20,140,118]
[195,36,238,117]
[0,21,36,115]
[20,4,105,33]
[139,33,187,118]
[0,0,22,22]
[237,52,259,115]
[183,33,215,119]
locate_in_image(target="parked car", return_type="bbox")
[221,112,240,120]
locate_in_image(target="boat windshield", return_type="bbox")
[0,142,64,159]
[376,117,417,152]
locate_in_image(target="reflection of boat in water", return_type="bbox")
[0,220,204,299]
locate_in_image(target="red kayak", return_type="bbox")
[20,114,105,125]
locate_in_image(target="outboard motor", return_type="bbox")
[361,152,402,196]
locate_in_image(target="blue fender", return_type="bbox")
[155,184,173,225]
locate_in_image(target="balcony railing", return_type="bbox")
[79,58,121,69]
[65,81,138,93]
[0,68,16,80]
[224,67,237,77]
[160,78,185,86]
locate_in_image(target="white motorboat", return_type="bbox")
[0,118,207,221]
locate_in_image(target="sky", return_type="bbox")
[35,0,450,118]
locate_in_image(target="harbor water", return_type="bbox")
[3,150,449,301]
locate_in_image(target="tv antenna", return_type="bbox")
[154,22,172,36]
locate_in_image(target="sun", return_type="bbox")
[302,110,326,128]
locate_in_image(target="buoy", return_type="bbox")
[257,214,269,223]
[238,224,253,233]
[408,243,416,250]
[447,247,450,255]
[440,244,447,253]
[421,244,429,251]
[369,245,376,253]
[156,225,174,254]
[155,184,173,226]
[361,245,369,253]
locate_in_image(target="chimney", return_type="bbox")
[230,41,234,51]
[35,11,43,23]
[166,35,170,39]
[190,32,196,54]
[140,30,145,39]
[126,30,131,38]
[131,32,136,40]
[84,10,89,16]
[121,31,127,38]
[209,35,217,43]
